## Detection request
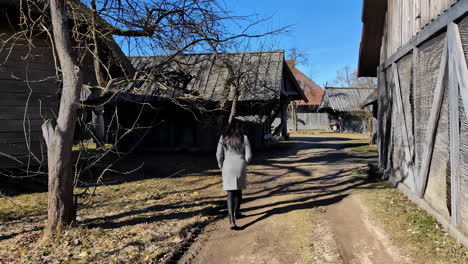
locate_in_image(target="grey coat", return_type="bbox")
[216,135,252,191]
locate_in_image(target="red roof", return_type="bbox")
[286,60,324,106]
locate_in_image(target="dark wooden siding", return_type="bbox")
[0,27,59,168]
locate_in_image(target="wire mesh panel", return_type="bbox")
[391,54,415,189]
[413,32,450,218]
[456,16,468,234]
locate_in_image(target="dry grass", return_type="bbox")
[294,131,371,140]
[0,142,293,263]
[0,157,226,263]
[347,148,468,264]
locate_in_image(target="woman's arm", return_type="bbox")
[216,136,224,169]
[244,135,252,164]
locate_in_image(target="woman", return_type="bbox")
[216,120,252,229]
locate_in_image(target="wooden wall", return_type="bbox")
[381,0,459,62]
[377,15,468,246]
[0,27,59,168]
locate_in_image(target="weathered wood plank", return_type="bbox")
[0,92,58,106]
[402,0,413,44]
[421,0,431,28]
[418,36,448,198]
[448,41,460,226]
[0,79,58,94]
[382,0,468,71]
[447,21,468,225]
[0,68,57,82]
[0,142,44,156]
[431,0,443,21]
[448,22,468,120]
[0,132,43,144]
[0,119,44,133]
[413,0,422,37]
[394,0,402,52]
[387,0,394,57]
[392,63,416,192]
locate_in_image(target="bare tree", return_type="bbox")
[287,47,309,66]
[44,0,83,235]
[1,0,288,236]
[331,65,377,88]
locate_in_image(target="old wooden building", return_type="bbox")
[109,50,307,152]
[359,0,468,245]
[0,1,132,168]
[286,60,328,130]
[318,87,374,133]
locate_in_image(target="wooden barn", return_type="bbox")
[107,50,307,152]
[0,0,132,168]
[285,60,328,130]
[358,0,468,245]
[318,87,374,133]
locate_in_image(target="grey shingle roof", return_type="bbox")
[319,87,375,112]
[116,50,287,102]
[361,89,378,108]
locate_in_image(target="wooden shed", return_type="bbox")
[107,50,307,152]
[285,60,328,130]
[318,87,374,133]
[0,0,132,168]
[358,0,468,246]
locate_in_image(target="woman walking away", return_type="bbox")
[216,120,252,230]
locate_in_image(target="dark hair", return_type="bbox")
[222,119,244,153]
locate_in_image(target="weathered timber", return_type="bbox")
[392,63,416,192]
[418,36,448,198]
[382,0,468,71]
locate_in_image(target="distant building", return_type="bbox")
[285,60,328,130]
[108,50,307,152]
[318,87,374,133]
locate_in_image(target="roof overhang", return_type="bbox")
[282,61,309,102]
[357,0,387,77]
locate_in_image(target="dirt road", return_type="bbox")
[178,134,408,264]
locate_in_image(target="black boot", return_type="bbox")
[234,190,245,219]
[227,191,237,229]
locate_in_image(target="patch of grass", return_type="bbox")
[0,169,225,263]
[348,144,377,153]
[72,143,113,151]
[295,129,329,134]
[0,192,48,221]
[0,145,291,263]
[359,179,468,263]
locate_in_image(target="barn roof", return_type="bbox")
[361,89,378,108]
[319,87,375,112]
[116,50,307,102]
[286,60,324,106]
[357,0,387,77]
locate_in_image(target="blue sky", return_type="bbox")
[226,0,364,87]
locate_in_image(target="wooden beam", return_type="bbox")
[447,21,468,226]
[381,0,468,71]
[417,36,448,198]
[392,63,416,192]
[449,22,468,119]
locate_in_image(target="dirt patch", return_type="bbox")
[180,134,408,264]
[326,196,409,264]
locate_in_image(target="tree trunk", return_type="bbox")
[228,89,239,123]
[45,0,83,235]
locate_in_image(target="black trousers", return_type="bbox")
[227,190,242,216]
